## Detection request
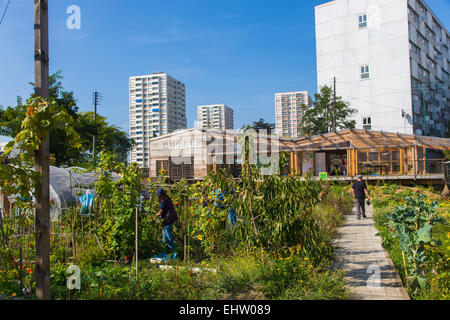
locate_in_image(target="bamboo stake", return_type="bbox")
[99,278,103,299]
[24,225,32,293]
[183,234,187,266]
[128,253,133,299]
[19,245,23,290]
[0,213,6,249]
[135,207,139,299]
[187,223,190,266]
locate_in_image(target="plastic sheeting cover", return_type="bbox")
[49,166,120,219]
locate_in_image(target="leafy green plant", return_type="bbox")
[210,151,329,261]
[384,195,448,293]
[76,239,106,267]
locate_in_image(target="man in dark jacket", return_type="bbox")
[156,188,178,251]
[352,175,370,219]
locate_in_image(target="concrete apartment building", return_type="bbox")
[197,104,234,130]
[275,91,313,137]
[316,0,449,138]
[129,73,186,168]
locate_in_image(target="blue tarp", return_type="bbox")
[78,193,94,215]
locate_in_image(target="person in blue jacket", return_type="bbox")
[155,188,178,251]
[213,189,237,229]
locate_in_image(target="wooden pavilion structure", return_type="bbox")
[148,128,450,183]
[281,129,450,178]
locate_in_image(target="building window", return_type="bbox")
[409,41,421,55]
[418,65,429,78]
[425,26,435,42]
[417,1,426,15]
[427,57,436,70]
[417,32,428,46]
[363,117,372,130]
[359,14,367,28]
[408,6,419,23]
[360,65,370,79]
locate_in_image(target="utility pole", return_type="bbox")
[34,0,50,300]
[333,77,337,132]
[92,91,101,165]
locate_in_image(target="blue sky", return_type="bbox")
[1,0,449,142]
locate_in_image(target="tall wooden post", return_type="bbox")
[349,150,352,176]
[34,0,50,300]
[399,148,403,174]
[295,151,300,175]
[289,152,295,175]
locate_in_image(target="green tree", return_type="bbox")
[299,85,356,136]
[0,71,134,166]
[0,72,79,138]
[244,118,275,134]
[75,112,134,165]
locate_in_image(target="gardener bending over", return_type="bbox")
[156,188,178,252]
[352,175,370,219]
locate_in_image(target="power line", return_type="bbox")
[333,78,450,94]
[336,81,410,93]
[338,93,405,112]
[0,0,11,25]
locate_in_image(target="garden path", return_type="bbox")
[334,205,410,300]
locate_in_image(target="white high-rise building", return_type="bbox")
[316,0,449,137]
[275,91,312,137]
[129,73,186,167]
[197,104,234,130]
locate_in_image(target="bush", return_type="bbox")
[312,184,353,243]
[75,240,106,267]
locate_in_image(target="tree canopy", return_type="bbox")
[0,71,134,166]
[299,85,356,136]
[244,118,275,134]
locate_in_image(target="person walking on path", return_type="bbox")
[352,175,370,219]
[156,188,178,252]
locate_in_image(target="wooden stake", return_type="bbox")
[128,255,132,299]
[135,207,139,299]
[183,234,186,265]
[34,0,51,300]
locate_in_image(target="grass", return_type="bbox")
[43,249,349,300]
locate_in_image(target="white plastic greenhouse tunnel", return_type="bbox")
[49,166,121,221]
[0,163,120,221]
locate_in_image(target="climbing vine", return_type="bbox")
[0,97,80,206]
